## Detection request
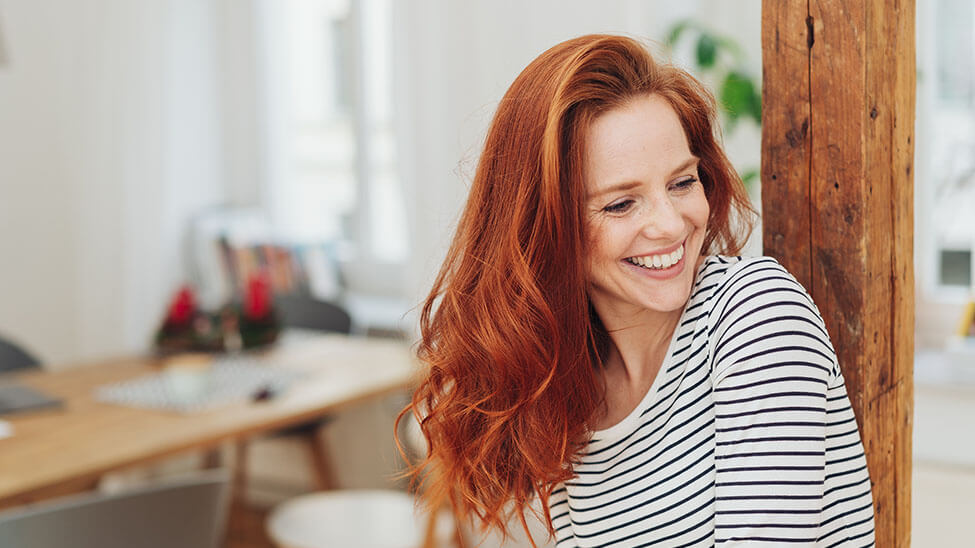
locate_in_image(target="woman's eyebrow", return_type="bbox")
[589,180,641,200]
[669,156,700,177]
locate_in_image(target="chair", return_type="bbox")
[267,489,456,548]
[0,469,231,548]
[0,336,40,373]
[265,415,464,548]
[274,295,352,334]
[236,296,353,495]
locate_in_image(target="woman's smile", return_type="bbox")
[624,240,685,272]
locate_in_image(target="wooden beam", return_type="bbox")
[761,1,915,546]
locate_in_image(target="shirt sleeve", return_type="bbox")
[549,486,577,547]
[707,257,875,546]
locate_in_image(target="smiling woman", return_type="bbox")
[400,34,875,547]
[583,95,712,432]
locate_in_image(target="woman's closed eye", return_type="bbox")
[670,176,698,192]
[602,199,635,214]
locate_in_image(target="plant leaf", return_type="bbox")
[666,20,692,46]
[720,71,757,122]
[696,34,717,68]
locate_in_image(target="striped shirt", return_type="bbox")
[549,255,876,547]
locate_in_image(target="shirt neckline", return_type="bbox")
[588,277,696,444]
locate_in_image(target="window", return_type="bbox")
[918,0,975,296]
[259,0,407,263]
[915,0,975,348]
[940,249,973,288]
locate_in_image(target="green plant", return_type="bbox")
[666,20,762,130]
[666,20,762,190]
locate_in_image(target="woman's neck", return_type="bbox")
[593,309,682,430]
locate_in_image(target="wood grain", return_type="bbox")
[762,1,915,545]
[761,1,813,287]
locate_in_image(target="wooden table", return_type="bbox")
[0,333,419,509]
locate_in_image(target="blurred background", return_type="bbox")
[0,0,764,365]
[0,0,972,545]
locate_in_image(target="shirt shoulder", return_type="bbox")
[688,255,792,313]
[685,254,750,311]
[703,255,840,382]
[706,254,815,322]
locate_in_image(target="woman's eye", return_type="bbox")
[671,177,698,191]
[603,200,634,214]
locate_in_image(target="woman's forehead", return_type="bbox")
[584,95,695,194]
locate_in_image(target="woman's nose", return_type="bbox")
[639,196,684,240]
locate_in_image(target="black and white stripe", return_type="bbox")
[550,256,875,547]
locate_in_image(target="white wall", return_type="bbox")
[0,1,81,365]
[0,0,260,366]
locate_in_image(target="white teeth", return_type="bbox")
[627,244,684,270]
[671,245,684,264]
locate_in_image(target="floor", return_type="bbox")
[912,461,975,546]
[908,371,975,547]
[225,502,274,548]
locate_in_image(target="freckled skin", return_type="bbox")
[584,94,710,333]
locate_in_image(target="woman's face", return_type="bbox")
[584,94,710,326]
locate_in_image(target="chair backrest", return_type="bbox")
[0,469,231,548]
[0,337,40,373]
[274,295,352,334]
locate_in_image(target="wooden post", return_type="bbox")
[761,1,915,546]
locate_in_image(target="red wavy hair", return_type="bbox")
[399,34,755,542]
